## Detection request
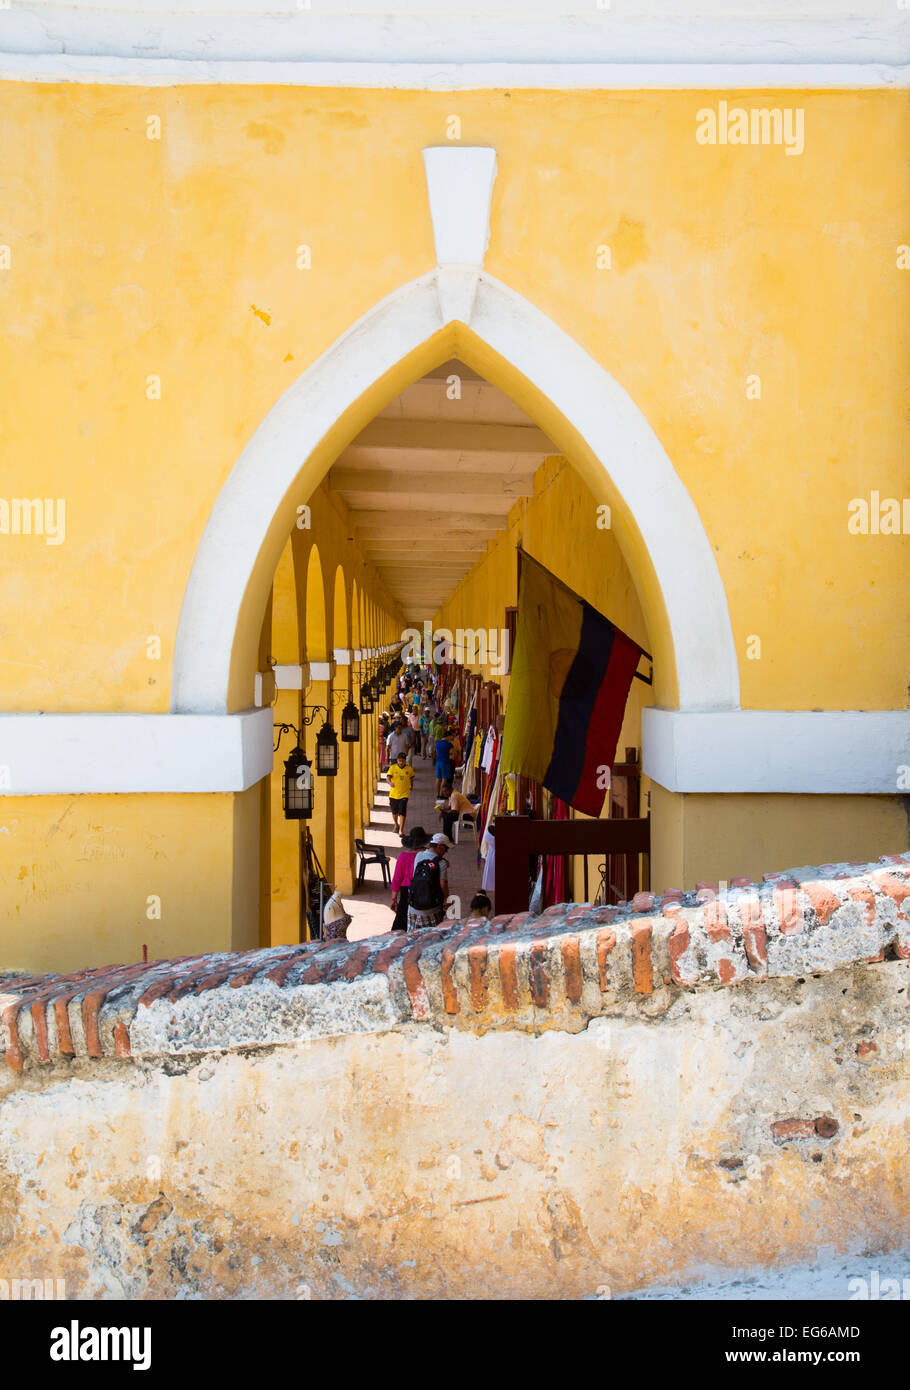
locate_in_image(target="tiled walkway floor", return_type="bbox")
[345,752,487,941]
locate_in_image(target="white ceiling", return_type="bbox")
[329,360,555,625]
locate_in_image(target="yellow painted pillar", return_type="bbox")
[307,680,335,887]
[270,688,304,944]
[269,540,303,945]
[334,710,356,894]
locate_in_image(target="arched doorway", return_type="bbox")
[171,267,740,940]
[171,269,738,720]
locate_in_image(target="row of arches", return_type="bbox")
[263,501,405,944]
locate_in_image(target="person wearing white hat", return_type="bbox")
[406,834,451,932]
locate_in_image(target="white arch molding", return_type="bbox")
[170,267,741,718]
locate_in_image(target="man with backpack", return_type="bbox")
[406,833,451,932]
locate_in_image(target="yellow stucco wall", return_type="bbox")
[650,786,908,894]
[0,794,238,975]
[1,86,907,715]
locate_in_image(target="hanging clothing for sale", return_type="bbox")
[463,702,477,769]
[481,828,496,893]
[462,733,478,797]
[543,796,570,906]
[481,725,497,772]
[480,761,503,849]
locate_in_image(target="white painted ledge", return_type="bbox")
[2,57,907,88]
[643,709,910,795]
[273,664,303,691]
[0,707,906,796]
[0,10,908,79]
[0,710,274,795]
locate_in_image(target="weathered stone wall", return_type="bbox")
[1,853,909,1298]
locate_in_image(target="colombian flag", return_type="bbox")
[500,551,644,816]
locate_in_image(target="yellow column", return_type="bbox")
[270,688,304,945]
[269,541,303,945]
[307,680,335,887]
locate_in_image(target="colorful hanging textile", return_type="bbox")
[543,796,570,906]
[500,549,643,817]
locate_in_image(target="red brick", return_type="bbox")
[631,922,654,995]
[488,914,513,929]
[668,918,696,987]
[113,1021,131,1058]
[467,944,488,1013]
[771,1118,816,1140]
[402,946,431,1019]
[738,894,767,976]
[138,969,192,1008]
[439,939,468,1015]
[815,1116,839,1138]
[731,876,753,888]
[595,928,616,991]
[369,935,412,977]
[497,942,519,1011]
[592,907,620,925]
[338,942,375,981]
[194,971,235,994]
[529,942,549,1008]
[82,963,152,1058]
[29,999,52,1063]
[631,892,655,913]
[438,920,485,1015]
[165,960,234,1000]
[774,886,803,935]
[704,899,729,937]
[845,882,876,929]
[855,1040,878,1059]
[803,881,841,926]
[228,967,261,989]
[662,889,683,904]
[696,880,718,893]
[566,906,593,923]
[54,996,75,1056]
[871,872,910,915]
[560,937,583,1004]
[1,1002,24,1071]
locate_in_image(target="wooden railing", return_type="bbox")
[493,813,651,914]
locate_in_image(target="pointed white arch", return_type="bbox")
[171,267,740,716]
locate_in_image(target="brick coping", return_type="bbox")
[1,853,908,1071]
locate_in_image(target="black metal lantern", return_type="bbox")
[282,745,313,820]
[340,698,361,742]
[315,720,339,776]
[359,683,374,715]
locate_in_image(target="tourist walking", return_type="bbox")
[387,718,411,764]
[387,751,415,836]
[407,832,451,931]
[434,728,454,797]
[389,826,429,932]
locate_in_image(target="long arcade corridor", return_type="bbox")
[264,353,654,947]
